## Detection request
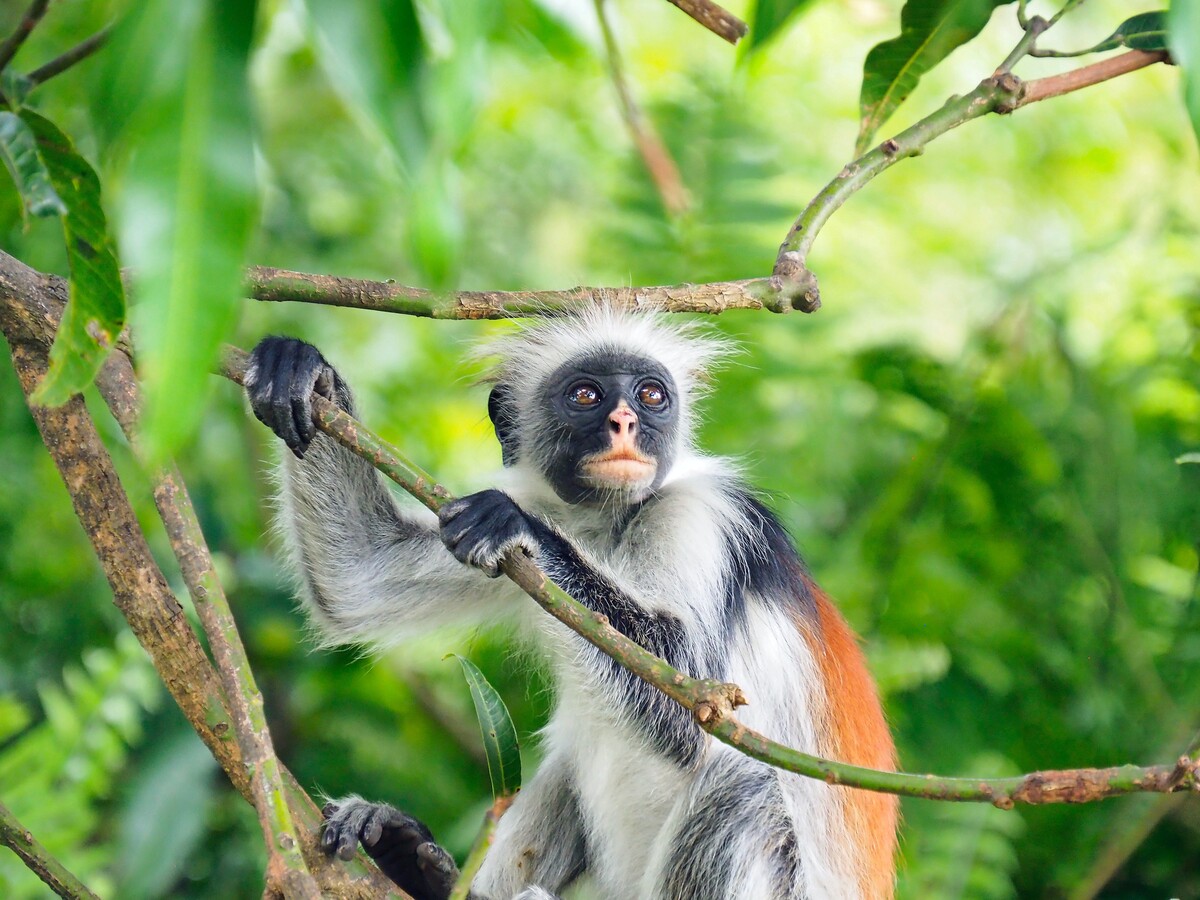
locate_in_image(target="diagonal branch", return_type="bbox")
[94,357,320,898]
[771,39,1172,310]
[0,248,404,899]
[0,0,49,73]
[0,800,99,900]
[661,0,746,45]
[27,25,112,87]
[595,0,689,216]
[220,345,1200,808]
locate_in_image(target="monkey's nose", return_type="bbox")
[609,405,638,437]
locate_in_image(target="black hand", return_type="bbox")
[321,799,458,900]
[245,336,342,458]
[438,489,540,577]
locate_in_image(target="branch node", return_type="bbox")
[771,252,821,313]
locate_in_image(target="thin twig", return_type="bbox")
[661,0,746,45]
[0,800,100,900]
[28,25,111,86]
[1016,49,1169,108]
[448,796,514,900]
[595,0,689,216]
[0,0,49,73]
[220,345,1200,807]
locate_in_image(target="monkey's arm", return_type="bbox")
[440,490,710,766]
[246,338,527,646]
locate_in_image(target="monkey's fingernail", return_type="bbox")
[321,802,337,818]
[364,821,382,846]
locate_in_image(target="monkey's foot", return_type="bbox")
[321,796,458,900]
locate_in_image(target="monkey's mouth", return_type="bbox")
[579,451,657,488]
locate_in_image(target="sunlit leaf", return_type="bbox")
[1177,452,1200,464]
[1170,0,1200,149]
[111,0,259,460]
[452,655,521,799]
[856,0,1008,155]
[1095,11,1169,53]
[745,0,818,53]
[0,111,66,220]
[20,112,125,407]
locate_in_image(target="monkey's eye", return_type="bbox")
[637,381,667,408]
[567,382,602,407]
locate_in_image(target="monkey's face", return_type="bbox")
[533,352,680,506]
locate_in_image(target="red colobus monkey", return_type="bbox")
[245,309,898,900]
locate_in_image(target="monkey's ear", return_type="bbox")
[488,384,520,467]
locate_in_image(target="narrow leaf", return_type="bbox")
[453,655,522,799]
[21,111,125,406]
[111,0,259,460]
[745,0,818,53]
[1170,0,1200,150]
[0,111,66,219]
[857,0,1008,155]
[1177,452,1200,465]
[1094,11,1170,53]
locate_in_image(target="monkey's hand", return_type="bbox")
[438,489,540,578]
[321,797,458,900]
[244,336,347,459]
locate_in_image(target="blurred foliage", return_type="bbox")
[0,0,1198,898]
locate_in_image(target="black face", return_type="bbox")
[490,351,680,505]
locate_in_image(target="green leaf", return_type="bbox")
[1095,11,1170,53]
[304,0,426,170]
[1177,452,1200,464]
[0,111,67,219]
[856,0,1008,155]
[20,112,126,406]
[1,69,32,108]
[745,0,818,53]
[452,655,521,799]
[1170,0,1200,149]
[109,0,259,460]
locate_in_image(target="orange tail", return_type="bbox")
[800,583,899,899]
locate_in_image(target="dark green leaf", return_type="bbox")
[745,0,818,53]
[109,0,259,460]
[1170,0,1200,149]
[453,655,521,799]
[856,0,1008,155]
[1,69,32,107]
[20,112,125,406]
[0,111,66,219]
[1095,11,1170,53]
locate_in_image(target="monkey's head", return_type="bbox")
[479,308,729,506]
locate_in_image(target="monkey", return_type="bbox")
[244,308,898,900]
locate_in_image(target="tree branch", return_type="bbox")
[661,0,746,45]
[771,35,1171,310]
[0,800,99,900]
[27,26,111,87]
[93,359,319,898]
[595,0,689,217]
[1017,49,1170,108]
[246,266,793,315]
[0,249,404,899]
[0,0,49,73]
[220,346,1200,807]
